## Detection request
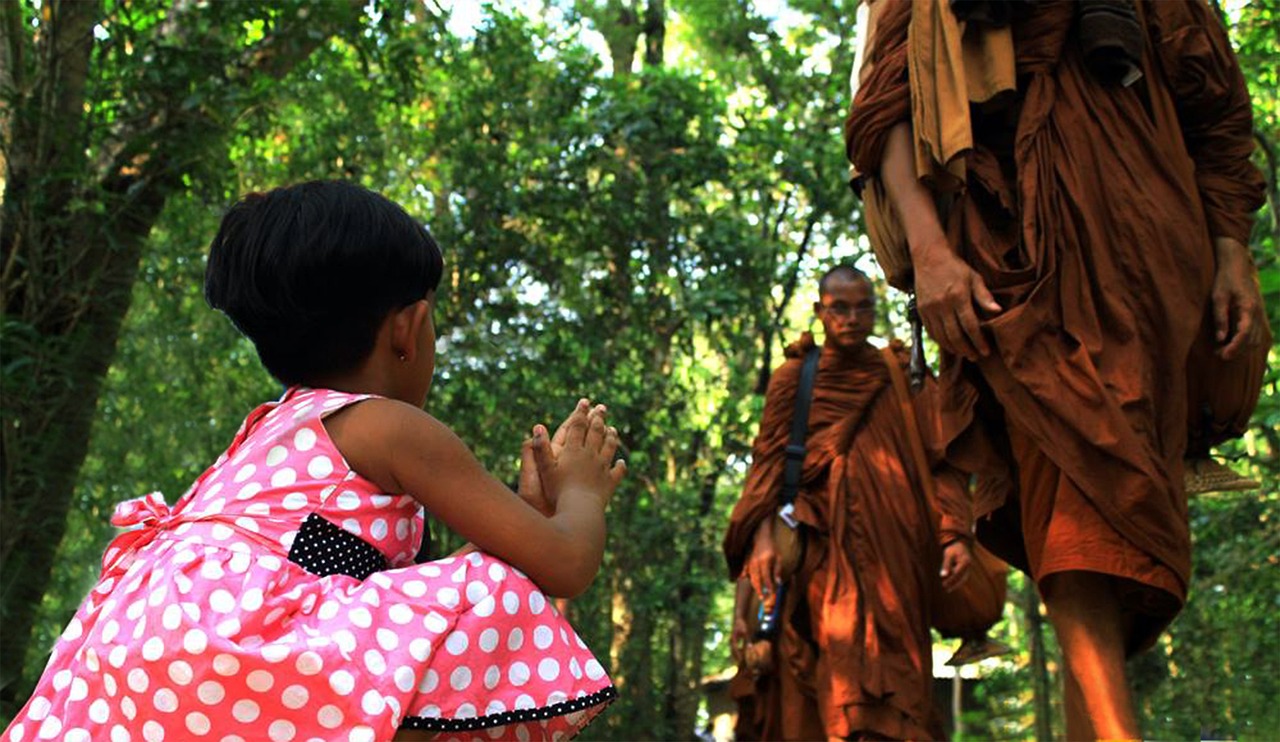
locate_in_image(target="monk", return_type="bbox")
[844,2,1269,738]
[724,266,975,740]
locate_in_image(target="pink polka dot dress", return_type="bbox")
[3,388,616,742]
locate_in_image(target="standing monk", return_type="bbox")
[845,1,1270,738]
[724,266,974,740]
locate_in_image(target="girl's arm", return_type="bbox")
[325,398,624,598]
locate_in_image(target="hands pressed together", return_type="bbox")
[519,398,626,516]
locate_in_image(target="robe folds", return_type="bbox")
[845,0,1267,651]
[724,334,973,740]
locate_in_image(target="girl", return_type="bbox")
[3,180,625,742]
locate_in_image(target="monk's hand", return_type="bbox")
[912,241,1001,362]
[745,519,780,605]
[731,613,750,663]
[939,540,972,592]
[1212,236,1266,360]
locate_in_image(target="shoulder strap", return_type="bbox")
[880,346,938,516]
[779,346,823,508]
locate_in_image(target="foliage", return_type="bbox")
[4,0,1279,739]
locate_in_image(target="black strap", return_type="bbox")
[780,346,822,508]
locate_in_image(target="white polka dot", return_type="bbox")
[233,464,256,483]
[271,468,297,488]
[538,658,561,681]
[268,720,296,742]
[52,670,71,692]
[161,604,182,631]
[569,658,582,679]
[307,455,334,479]
[209,590,236,614]
[585,659,605,680]
[395,519,410,539]
[199,562,224,581]
[333,630,357,655]
[437,587,460,609]
[503,592,520,614]
[185,712,210,736]
[361,690,385,715]
[534,625,554,649]
[529,592,546,614]
[210,524,234,541]
[370,519,388,540]
[409,638,431,662]
[235,482,262,500]
[335,490,360,510]
[240,588,264,612]
[294,428,317,451]
[418,669,439,693]
[341,519,362,535]
[281,491,308,510]
[374,628,399,651]
[484,665,501,690]
[330,670,356,696]
[64,728,91,742]
[473,595,497,618]
[445,631,469,655]
[514,693,536,710]
[197,680,225,705]
[231,699,260,722]
[265,445,289,466]
[316,706,343,726]
[295,651,323,676]
[33,717,62,740]
[261,643,290,663]
[547,690,568,705]
[454,702,477,719]
[509,661,531,686]
[488,563,507,581]
[387,604,413,625]
[180,602,202,622]
[141,720,163,741]
[282,684,309,710]
[182,629,208,654]
[68,677,89,702]
[212,655,239,676]
[360,590,381,608]
[104,673,119,697]
[89,699,110,724]
[507,627,524,651]
[228,553,251,574]
[450,666,472,691]
[246,670,274,692]
[363,649,387,675]
[386,666,414,694]
[167,661,193,686]
[110,725,130,742]
[127,669,150,694]
[424,612,448,634]
[349,606,373,628]
[153,687,179,713]
[84,648,101,673]
[216,617,241,637]
[101,620,120,644]
[121,696,136,720]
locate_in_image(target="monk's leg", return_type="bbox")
[1062,662,1096,741]
[1040,571,1139,740]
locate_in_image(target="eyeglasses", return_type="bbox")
[819,302,875,318]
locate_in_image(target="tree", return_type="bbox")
[0,0,381,711]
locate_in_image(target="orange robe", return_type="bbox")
[724,335,972,740]
[845,0,1267,650]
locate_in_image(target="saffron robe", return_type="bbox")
[724,335,973,740]
[845,0,1267,650]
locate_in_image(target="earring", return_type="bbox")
[397,351,407,362]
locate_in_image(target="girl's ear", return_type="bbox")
[390,300,431,362]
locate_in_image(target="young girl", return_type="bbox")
[3,180,625,742]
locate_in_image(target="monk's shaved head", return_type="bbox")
[818,265,871,297]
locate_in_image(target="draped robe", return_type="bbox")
[844,0,1267,650]
[724,335,972,740]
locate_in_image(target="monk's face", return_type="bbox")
[815,276,875,351]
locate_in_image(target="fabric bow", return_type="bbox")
[102,492,173,576]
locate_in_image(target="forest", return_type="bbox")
[2,0,1278,738]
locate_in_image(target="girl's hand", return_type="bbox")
[939,540,973,592]
[517,426,556,516]
[543,400,626,509]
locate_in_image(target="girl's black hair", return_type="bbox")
[205,180,443,386]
